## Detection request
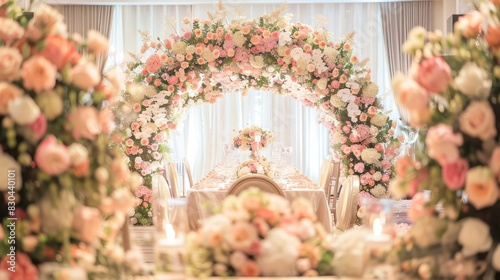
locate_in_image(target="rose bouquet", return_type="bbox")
[389,1,500,278]
[185,187,335,277]
[233,125,275,152]
[236,157,275,178]
[0,1,142,278]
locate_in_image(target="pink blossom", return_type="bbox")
[151,143,159,151]
[21,56,57,92]
[354,162,365,173]
[342,125,350,133]
[71,59,100,90]
[413,57,452,93]
[29,114,47,141]
[167,76,179,85]
[68,106,101,140]
[375,143,383,151]
[381,174,390,182]
[125,139,134,147]
[360,173,372,185]
[442,158,468,190]
[72,206,102,244]
[426,124,463,166]
[34,135,70,175]
[408,192,434,222]
[140,138,149,146]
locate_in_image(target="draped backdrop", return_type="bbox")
[103,3,407,183]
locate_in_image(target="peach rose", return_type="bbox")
[224,221,259,252]
[145,54,162,73]
[67,106,101,140]
[486,24,500,52]
[442,158,468,190]
[37,35,81,70]
[0,47,22,81]
[465,167,498,210]
[87,29,109,55]
[21,56,57,93]
[408,192,434,223]
[455,11,483,38]
[0,82,23,115]
[34,135,70,175]
[459,101,497,141]
[408,107,431,128]
[425,124,463,166]
[0,18,24,46]
[413,57,452,93]
[71,60,100,90]
[240,260,260,277]
[72,206,103,244]
[392,74,429,112]
[395,155,414,178]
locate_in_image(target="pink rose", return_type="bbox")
[0,252,38,280]
[465,167,498,210]
[413,57,452,93]
[459,101,497,141]
[0,82,22,115]
[354,162,365,173]
[71,60,100,90]
[426,124,463,166]
[145,54,162,73]
[489,147,500,181]
[38,35,81,70]
[34,135,70,175]
[21,56,57,92]
[29,114,47,141]
[442,158,468,190]
[0,47,22,81]
[98,107,114,134]
[0,18,24,46]
[112,157,130,183]
[395,78,429,112]
[408,192,434,223]
[72,206,103,244]
[68,106,101,140]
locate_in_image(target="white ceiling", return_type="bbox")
[42,0,437,5]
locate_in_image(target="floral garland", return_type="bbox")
[0,1,143,278]
[236,157,275,178]
[123,4,399,223]
[233,125,274,151]
[389,1,500,278]
[185,187,334,277]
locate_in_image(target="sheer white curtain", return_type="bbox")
[109,3,396,182]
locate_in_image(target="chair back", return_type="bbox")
[335,175,360,232]
[184,158,194,188]
[227,174,285,197]
[319,158,334,200]
[168,162,180,198]
[331,160,341,223]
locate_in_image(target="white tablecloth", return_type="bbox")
[187,185,332,233]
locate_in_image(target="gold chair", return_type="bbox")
[226,174,285,197]
[335,175,360,232]
[184,158,194,189]
[168,162,180,198]
[330,160,341,223]
[319,158,334,201]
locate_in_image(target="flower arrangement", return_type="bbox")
[0,1,142,278]
[236,157,275,178]
[389,1,500,278]
[185,187,335,277]
[126,4,397,197]
[233,125,274,152]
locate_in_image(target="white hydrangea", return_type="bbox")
[330,95,346,108]
[360,148,381,164]
[171,41,187,55]
[186,45,196,54]
[232,31,246,47]
[363,83,379,97]
[370,114,388,127]
[250,55,264,68]
[370,184,386,198]
[372,172,382,181]
[332,131,343,142]
[323,47,339,64]
[369,126,378,136]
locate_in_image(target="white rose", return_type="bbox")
[250,56,264,69]
[71,60,100,90]
[186,45,196,54]
[455,62,491,99]
[372,172,382,181]
[36,91,63,120]
[369,126,379,136]
[459,101,497,141]
[410,216,446,248]
[68,143,89,165]
[458,218,493,257]
[316,78,327,90]
[0,153,22,191]
[330,95,346,108]
[0,82,23,115]
[296,219,316,241]
[360,148,381,164]
[492,245,500,271]
[8,95,40,125]
[95,166,109,184]
[199,214,231,248]
[363,83,379,97]
[237,166,251,177]
[331,229,367,277]
[256,228,301,277]
[370,184,387,198]
[389,178,406,200]
[370,114,388,127]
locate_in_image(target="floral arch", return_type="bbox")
[114,6,399,225]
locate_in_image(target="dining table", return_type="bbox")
[186,164,333,233]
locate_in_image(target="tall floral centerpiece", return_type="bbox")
[233,125,274,160]
[0,2,142,278]
[186,187,335,277]
[390,1,500,278]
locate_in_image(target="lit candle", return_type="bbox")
[255,132,262,143]
[155,223,186,279]
[365,217,391,243]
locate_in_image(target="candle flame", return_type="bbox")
[373,218,383,236]
[165,223,176,240]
